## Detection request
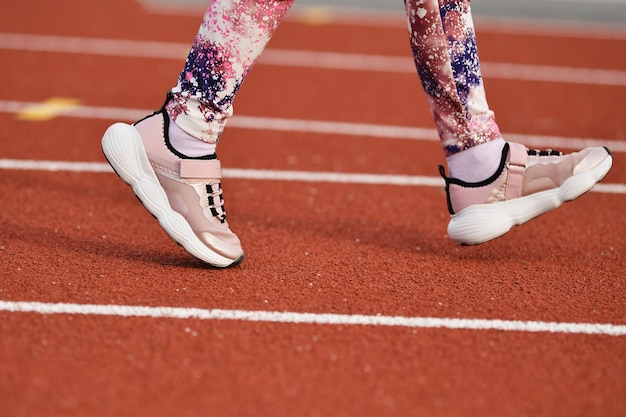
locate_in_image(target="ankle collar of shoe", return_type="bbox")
[135,101,218,161]
[439,143,532,214]
[439,143,511,188]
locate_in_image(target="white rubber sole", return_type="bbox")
[447,153,613,245]
[102,123,241,267]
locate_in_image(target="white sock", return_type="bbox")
[446,138,506,182]
[168,119,217,157]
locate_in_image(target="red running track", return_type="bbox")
[0,1,625,416]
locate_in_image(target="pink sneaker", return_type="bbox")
[101,108,244,267]
[440,142,613,245]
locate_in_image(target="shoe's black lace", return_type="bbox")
[527,149,562,156]
[206,183,226,223]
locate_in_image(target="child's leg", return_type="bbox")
[404,0,612,244]
[405,0,501,155]
[101,1,294,266]
[166,0,294,155]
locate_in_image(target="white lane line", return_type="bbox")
[261,49,626,86]
[1,158,624,194]
[2,33,626,86]
[1,100,624,153]
[1,300,625,336]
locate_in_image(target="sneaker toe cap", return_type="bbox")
[197,230,244,261]
[573,146,611,175]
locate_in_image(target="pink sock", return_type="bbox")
[168,120,217,157]
[446,138,506,182]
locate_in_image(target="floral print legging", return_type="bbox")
[165,0,502,157]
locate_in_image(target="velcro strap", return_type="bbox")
[505,142,528,200]
[179,159,222,179]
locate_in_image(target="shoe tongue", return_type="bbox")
[507,142,528,167]
[179,159,222,180]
